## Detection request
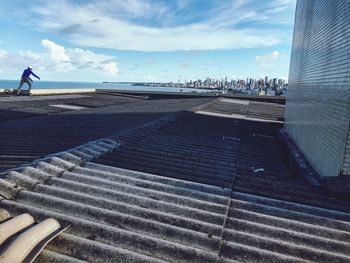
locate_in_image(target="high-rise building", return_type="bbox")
[272,78,277,89]
[278,79,283,86]
[285,0,350,178]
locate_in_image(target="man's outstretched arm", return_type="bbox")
[31,72,40,80]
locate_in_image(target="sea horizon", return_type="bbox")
[0,79,218,93]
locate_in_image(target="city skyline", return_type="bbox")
[0,0,296,82]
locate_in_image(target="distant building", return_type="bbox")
[278,79,283,86]
[285,0,350,178]
[272,78,277,89]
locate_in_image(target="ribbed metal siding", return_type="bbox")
[285,0,350,177]
[343,125,350,176]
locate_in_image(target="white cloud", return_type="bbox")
[40,40,118,75]
[101,62,118,75]
[144,74,155,81]
[42,39,70,62]
[67,47,118,75]
[205,61,218,66]
[258,63,274,69]
[0,50,7,58]
[26,0,283,52]
[145,59,157,65]
[179,62,190,68]
[256,51,280,62]
[176,0,188,10]
[274,0,297,5]
[0,39,118,79]
[41,39,73,71]
[94,0,169,18]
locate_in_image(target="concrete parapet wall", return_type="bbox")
[31,89,95,95]
[0,88,95,95]
[96,89,286,104]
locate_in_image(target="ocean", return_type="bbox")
[0,79,217,94]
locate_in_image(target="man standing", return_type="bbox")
[17,66,40,95]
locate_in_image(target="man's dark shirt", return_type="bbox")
[22,69,39,79]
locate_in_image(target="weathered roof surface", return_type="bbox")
[196,98,285,123]
[0,93,350,263]
[0,213,66,263]
[0,93,211,171]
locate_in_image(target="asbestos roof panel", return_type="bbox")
[198,98,285,122]
[0,93,211,172]
[0,94,349,262]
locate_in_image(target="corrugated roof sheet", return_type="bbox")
[0,94,211,172]
[0,94,349,262]
[196,98,285,123]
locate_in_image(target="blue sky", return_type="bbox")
[0,0,296,82]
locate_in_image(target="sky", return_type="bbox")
[0,0,297,83]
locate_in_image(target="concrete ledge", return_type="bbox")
[0,88,95,96]
[31,89,95,95]
[96,89,286,104]
[196,110,284,124]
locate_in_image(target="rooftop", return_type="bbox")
[0,92,211,172]
[0,91,349,262]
